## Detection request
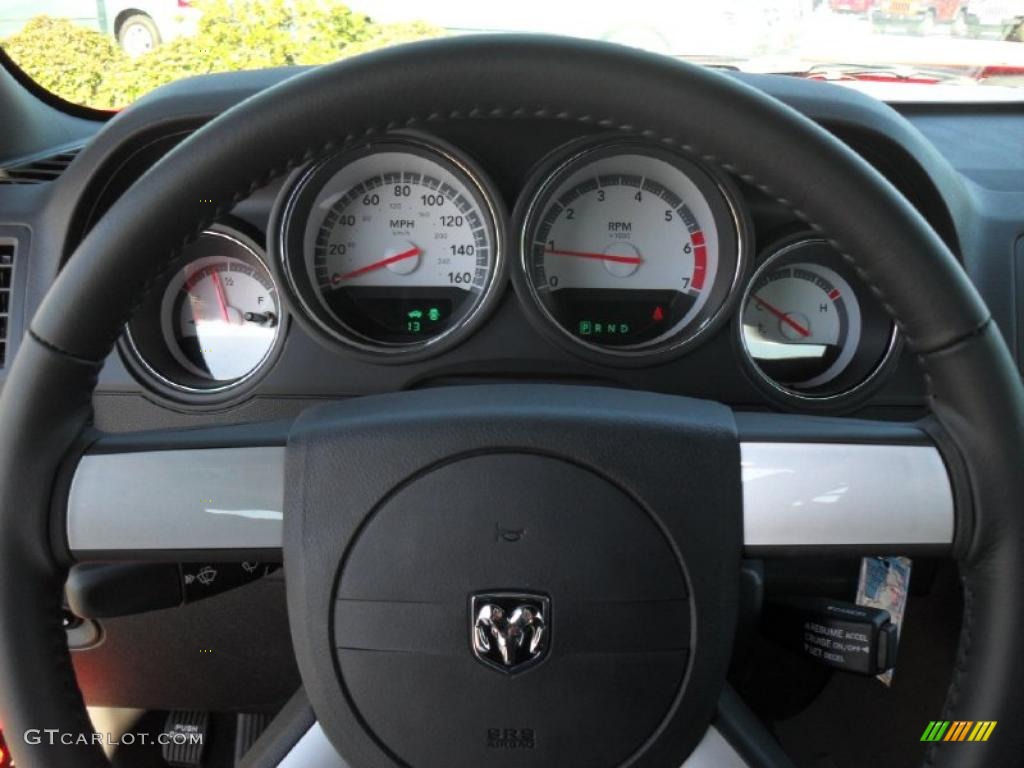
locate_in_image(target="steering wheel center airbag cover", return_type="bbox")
[338,453,687,765]
[283,385,741,767]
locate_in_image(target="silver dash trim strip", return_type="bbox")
[66,442,954,554]
[67,447,285,553]
[742,442,954,547]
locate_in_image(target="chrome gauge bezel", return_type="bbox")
[272,134,507,362]
[513,137,751,367]
[120,225,287,406]
[736,236,901,406]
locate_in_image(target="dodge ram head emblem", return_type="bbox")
[471,593,549,674]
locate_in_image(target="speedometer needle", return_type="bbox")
[210,269,231,324]
[337,246,423,281]
[545,247,642,265]
[752,294,811,338]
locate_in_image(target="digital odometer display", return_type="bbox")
[517,141,745,361]
[277,137,503,357]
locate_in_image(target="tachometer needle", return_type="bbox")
[545,247,642,265]
[338,246,423,281]
[752,294,811,338]
[210,269,231,324]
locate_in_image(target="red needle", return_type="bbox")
[753,294,811,338]
[210,269,231,323]
[337,246,422,281]
[545,247,642,265]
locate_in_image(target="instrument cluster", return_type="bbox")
[120,132,899,408]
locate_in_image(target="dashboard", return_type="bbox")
[10,67,1011,433]
[0,56,1022,714]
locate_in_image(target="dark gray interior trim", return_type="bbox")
[0,226,30,370]
[714,685,796,768]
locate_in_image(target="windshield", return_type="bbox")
[2,0,1024,109]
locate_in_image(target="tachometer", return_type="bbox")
[515,140,747,363]
[275,136,505,358]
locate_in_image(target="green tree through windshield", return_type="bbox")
[1,0,444,108]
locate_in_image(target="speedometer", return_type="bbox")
[275,136,505,359]
[515,140,748,363]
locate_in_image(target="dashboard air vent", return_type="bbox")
[0,241,13,366]
[0,146,81,185]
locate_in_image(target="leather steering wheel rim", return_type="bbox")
[1,35,1022,768]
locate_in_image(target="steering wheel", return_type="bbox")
[1,36,1022,768]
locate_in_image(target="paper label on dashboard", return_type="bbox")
[856,556,911,686]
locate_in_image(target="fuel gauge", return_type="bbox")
[739,238,897,401]
[165,252,279,382]
[123,227,286,402]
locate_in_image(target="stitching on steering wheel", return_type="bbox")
[94,151,336,355]
[28,329,108,370]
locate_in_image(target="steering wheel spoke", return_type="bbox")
[243,686,793,768]
[263,719,763,768]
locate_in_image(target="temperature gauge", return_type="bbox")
[742,261,859,389]
[739,238,897,401]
